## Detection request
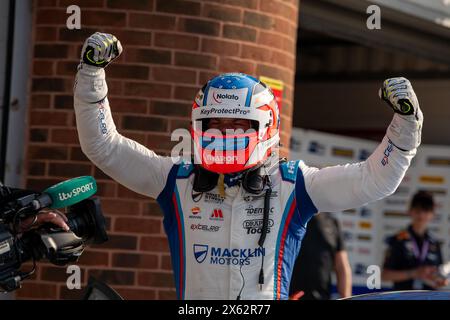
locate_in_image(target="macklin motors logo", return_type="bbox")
[193,244,265,265]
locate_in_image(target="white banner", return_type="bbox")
[290,128,450,293]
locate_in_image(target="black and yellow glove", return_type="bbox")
[80,32,122,69]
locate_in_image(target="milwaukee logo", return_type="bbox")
[210,209,224,221]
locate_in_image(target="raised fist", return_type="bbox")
[80,32,122,68]
[379,77,420,117]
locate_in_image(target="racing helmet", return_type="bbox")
[191,73,280,174]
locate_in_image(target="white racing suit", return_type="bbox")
[74,67,421,300]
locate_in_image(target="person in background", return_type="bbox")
[382,191,449,290]
[289,213,352,300]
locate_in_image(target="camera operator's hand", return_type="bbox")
[19,211,69,233]
[80,32,122,69]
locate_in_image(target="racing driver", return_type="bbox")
[73,33,423,300]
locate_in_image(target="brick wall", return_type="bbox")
[21,0,299,299]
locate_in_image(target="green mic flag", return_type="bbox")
[43,176,97,209]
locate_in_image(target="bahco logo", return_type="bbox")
[212,92,239,103]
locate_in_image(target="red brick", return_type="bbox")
[54,95,73,109]
[272,16,296,35]
[95,181,117,197]
[117,131,147,145]
[154,33,199,51]
[35,26,57,41]
[244,11,274,29]
[36,8,66,25]
[159,290,177,300]
[161,254,172,270]
[51,128,79,144]
[33,61,54,76]
[112,252,158,269]
[138,271,174,287]
[174,85,198,101]
[169,118,191,131]
[82,11,126,27]
[107,0,153,10]
[115,288,157,300]
[203,4,242,23]
[70,147,90,162]
[114,217,161,234]
[58,28,98,42]
[108,97,148,114]
[156,0,201,15]
[129,13,176,30]
[223,24,257,42]
[48,162,91,177]
[77,250,110,267]
[258,31,283,49]
[206,0,257,9]
[56,61,79,76]
[34,44,68,59]
[152,66,197,84]
[150,100,191,117]
[145,134,178,151]
[30,111,68,126]
[143,201,164,216]
[91,234,137,250]
[201,38,240,57]
[32,77,71,93]
[175,52,216,70]
[37,0,57,6]
[122,115,168,132]
[199,71,218,84]
[28,146,68,160]
[110,29,152,46]
[28,161,46,176]
[219,57,256,75]
[260,1,298,21]
[256,63,292,84]
[89,269,135,285]
[16,283,58,299]
[140,236,170,252]
[59,0,105,7]
[41,266,85,282]
[94,167,112,180]
[124,82,171,99]
[108,64,150,80]
[117,184,148,199]
[102,199,141,216]
[59,286,85,300]
[126,48,171,65]
[178,18,220,36]
[31,94,51,109]
[30,128,49,142]
[26,178,61,191]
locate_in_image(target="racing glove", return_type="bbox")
[379,77,423,151]
[76,33,122,102]
[79,32,122,70]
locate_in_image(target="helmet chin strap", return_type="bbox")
[192,159,271,195]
